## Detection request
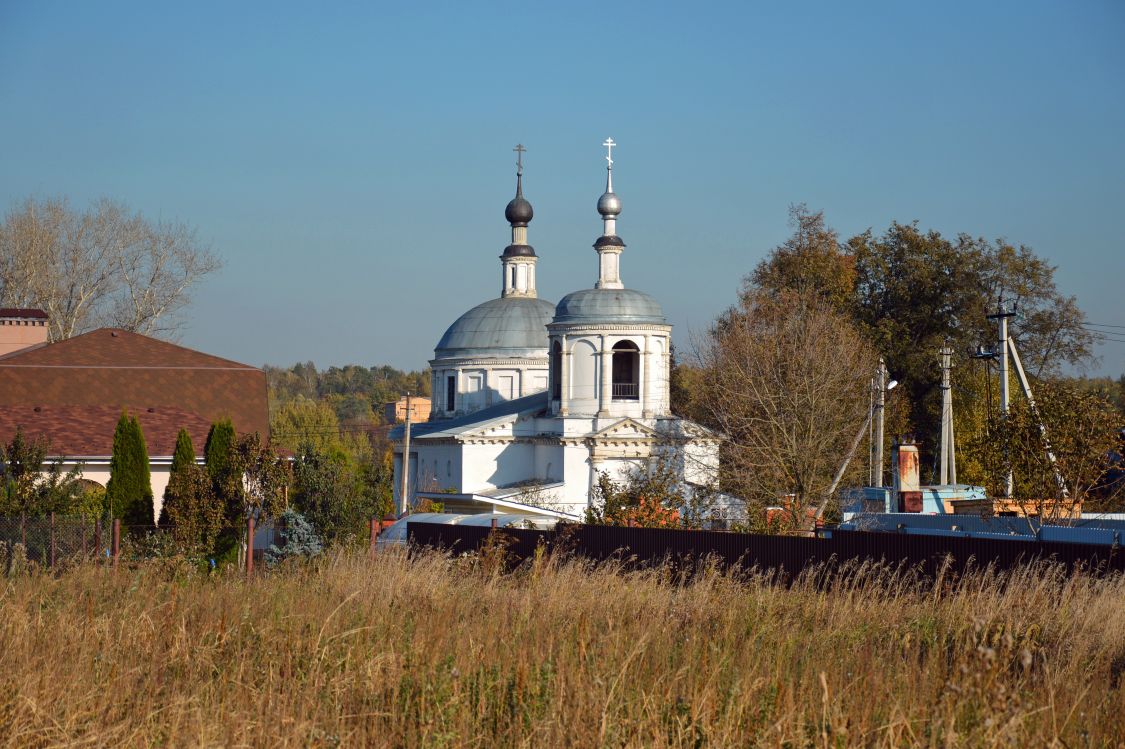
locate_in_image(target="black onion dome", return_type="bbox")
[504,173,534,226]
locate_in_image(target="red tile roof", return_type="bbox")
[0,328,269,449]
[0,309,48,319]
[0,405,212,457]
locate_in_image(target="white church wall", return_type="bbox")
[431,361,549,419]
[568,338,600,415]
[649,337,668,415]
[459,441,537,493]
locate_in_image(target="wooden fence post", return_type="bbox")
[94,520,102,564]
[49,512,56,568]
[369,516,378,558]
[246,516,255,578]
[111,519,120,568]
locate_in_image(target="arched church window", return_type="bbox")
[550,341,562,399]
[612,340,640,400]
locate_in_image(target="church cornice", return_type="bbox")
[546,323,671,334]
[429,357,548,367]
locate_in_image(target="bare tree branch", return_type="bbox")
[0,196,220,340]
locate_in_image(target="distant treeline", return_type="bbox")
[264,362,431,425]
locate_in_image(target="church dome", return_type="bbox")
[435,296,555,359]
[505,195,533,226]
[552,288,665,325]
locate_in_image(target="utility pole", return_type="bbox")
[398,392,413,516]
[987,301,1017,497]
[872,358,888,488]
[939,345,957,485]
[1006,337,1069,499]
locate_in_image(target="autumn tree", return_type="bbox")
[696,288,877,527]
[749,209,1093,468]
[965,380,1124,515]
[0,196,220,341]
[749,204,855,312]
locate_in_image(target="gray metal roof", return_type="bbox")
[390,391,549,440]
[434,296,554,359]
[552,288,666,325]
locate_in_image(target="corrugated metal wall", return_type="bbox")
[407,522,1125,577]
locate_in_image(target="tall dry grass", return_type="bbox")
[1,548,1123,748]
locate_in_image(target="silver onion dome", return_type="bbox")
[597,190,621,217]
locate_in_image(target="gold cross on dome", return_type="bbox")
[602,137,615,168]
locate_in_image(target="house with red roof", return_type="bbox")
[0,309,269,522]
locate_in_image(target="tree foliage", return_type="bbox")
[264,509,324,567]
[0,196,220,340]
[746,206,1095,477]
[106,413,153,525]
[204,419,235,483]
[696,288,877,524]
[291,446,387,546]
[0,427,84,516]
[162,463,224,555]
[169,428,195,477]
[964,380,1124,514]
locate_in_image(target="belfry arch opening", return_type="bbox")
[611,340,639,400]
[550,340,562,399]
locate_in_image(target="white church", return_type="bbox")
[391,141,721,520]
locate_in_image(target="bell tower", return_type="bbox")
[500,144,538,299]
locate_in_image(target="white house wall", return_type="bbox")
[56,459,174,526]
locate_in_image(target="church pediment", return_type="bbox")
[589,417,659,444]
[460,418,518,441]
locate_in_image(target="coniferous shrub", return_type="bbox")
[162,464,224,557]
[170,428,195,476]
[204,419,235,481]
[264,509,323,567]
[106,413,154,526]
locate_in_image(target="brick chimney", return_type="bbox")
[0,309,49,356]
[892,442,922,512]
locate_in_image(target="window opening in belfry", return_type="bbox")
[550,340,562,399]
[611,340,640,400]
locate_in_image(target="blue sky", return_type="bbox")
[2,0,1123,375]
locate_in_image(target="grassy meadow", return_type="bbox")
[1,548,1124,748]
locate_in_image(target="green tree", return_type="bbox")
[162,463,224,555]
[270,397,345,457]
[204,419,235,481]
[160,428,198,528]
[169,428,195,476]
[106,413,154,525]
[292,447,381,546]
[0,427,83,515]
[965,380,1124,514]
[232,433,288,523]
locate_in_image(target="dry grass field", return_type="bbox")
[1,547,1124,748]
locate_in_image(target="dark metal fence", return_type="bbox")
[407,522,1125,577]
[0,514,107,566]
